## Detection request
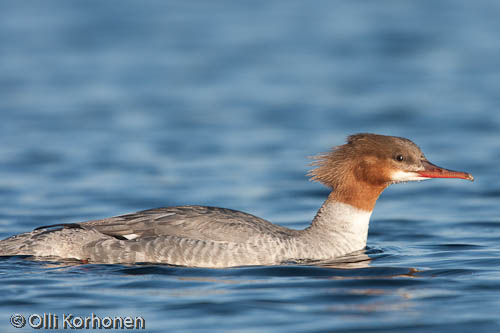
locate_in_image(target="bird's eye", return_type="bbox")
[395,154,404,162]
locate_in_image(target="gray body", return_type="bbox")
[0,203,371,268]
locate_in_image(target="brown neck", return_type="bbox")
[327,181,387,211]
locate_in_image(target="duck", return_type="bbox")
[0,133,473,268]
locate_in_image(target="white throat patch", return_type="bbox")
[390,170,430,183]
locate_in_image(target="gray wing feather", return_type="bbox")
[81,206,296,243]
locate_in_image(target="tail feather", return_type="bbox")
[0,231,43,256]
[0,227,110,259]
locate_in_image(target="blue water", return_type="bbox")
[1,0,499,332]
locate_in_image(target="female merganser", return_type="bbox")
[0,133,473,268]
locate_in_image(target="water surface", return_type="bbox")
[0,1,499,332]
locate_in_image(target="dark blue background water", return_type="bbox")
[1,1,499,332]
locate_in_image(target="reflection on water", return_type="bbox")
[311,250,372,269]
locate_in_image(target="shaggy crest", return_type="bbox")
[308,133,420,188]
